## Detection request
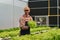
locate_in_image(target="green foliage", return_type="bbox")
[28,20,37,28]
[0,27,19,33]
[10,29,60,40]
[0,27,50,38]
[0,27,60,40]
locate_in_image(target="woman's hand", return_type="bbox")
[22,26,28,30]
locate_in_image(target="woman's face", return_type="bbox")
[24,10,30,15]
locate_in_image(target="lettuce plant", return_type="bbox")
[28,20,37,28]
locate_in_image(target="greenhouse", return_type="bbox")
[0,0,60,40]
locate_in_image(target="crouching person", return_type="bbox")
[19,6,33,36]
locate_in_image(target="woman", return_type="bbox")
[19,6,33,35]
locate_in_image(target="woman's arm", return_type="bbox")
[30,16,33,21]
[19,17,25,28]
[19,17,29,30]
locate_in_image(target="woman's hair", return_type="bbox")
[24,6,30,11]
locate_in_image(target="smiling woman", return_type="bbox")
[19,6,33,35]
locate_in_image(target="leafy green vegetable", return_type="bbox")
[28,20,37,28]
[0,27,60,40]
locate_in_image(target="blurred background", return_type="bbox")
[0,0,28,29]
[0,0,60,29]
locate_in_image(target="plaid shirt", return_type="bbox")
[19,15,33,27]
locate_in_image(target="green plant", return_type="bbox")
[28,20,37,28]
[0,27,60,40]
